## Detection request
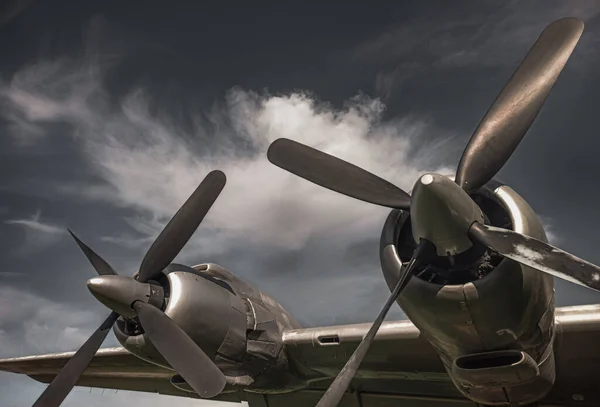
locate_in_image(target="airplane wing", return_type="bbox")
[0,346,244,403]
[266,305,600,407]
[277,319,466,407]
[0,321,457,406]
[2,305,600,407]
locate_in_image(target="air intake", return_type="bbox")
[452,350,539,387]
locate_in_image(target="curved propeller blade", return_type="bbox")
[469,222,600,292]
[455,18,584,194]
[138,170,226,283]
[31,312,118,407]
[132,301,226,398]
[315,239,435,407]
[267,138,412,210]
[68,230,117,276]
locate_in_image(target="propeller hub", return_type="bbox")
[411,173,484,256]
[87,275,164,318]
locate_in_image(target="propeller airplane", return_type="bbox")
[2,17,600,407]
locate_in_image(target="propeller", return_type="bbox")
[266,18,595,407]
[468,222,600,292]
[314,239,436,407]
[132,301,227,396]
[267,138,411,210]
[454,17,584,194]
[67,230,117,276]
[32,170,227,407]
[31,312,118,407]
[267,18,583,205]
[137,170,227,283]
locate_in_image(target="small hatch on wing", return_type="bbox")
[317,335,340,346]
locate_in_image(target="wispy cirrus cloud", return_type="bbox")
[4,209,66,255]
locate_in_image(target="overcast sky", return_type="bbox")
[3,1,600,406]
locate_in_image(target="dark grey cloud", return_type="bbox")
[0,0,33,24]
[341,0,600,100]
[2,1,600,406]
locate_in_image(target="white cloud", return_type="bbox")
[0,55,455,259]
[4,209,66,255]
[538,215,561,246]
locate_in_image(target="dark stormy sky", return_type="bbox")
[2,0,600,406]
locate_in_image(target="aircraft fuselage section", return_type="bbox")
[380,179,556,406]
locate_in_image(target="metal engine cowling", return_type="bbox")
[380,179,556,406]
[113,263,303,394]
[113,264,247,371]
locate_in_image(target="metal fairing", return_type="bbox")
[380,178,556,406]
[113,263,303,394]
[195,262,303,331]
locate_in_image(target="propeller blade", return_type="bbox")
[469,222,600,292]
[132,301,226,398]
[267,138,412,210]
[314,239,435,407]
[455,18,584,194]
[31,312,118,407]
[68,230,117,276]
[138,170,226,283]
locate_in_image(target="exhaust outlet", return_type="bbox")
[452,349,539,387]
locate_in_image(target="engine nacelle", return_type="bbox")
[380,179,556,406]
[113,263,303,393]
